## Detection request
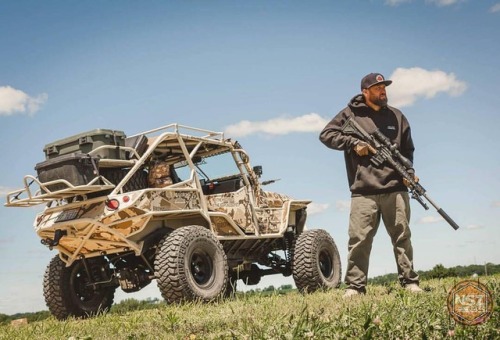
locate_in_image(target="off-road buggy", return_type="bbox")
[5,124,341,320]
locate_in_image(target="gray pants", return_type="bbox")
[345,191,419,291]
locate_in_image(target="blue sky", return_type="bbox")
[1,0,499,315]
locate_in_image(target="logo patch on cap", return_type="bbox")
[361,72,392,90]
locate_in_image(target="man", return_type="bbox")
[319,73,422,297]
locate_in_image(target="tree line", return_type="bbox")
[368,262,500,285]
[1,264,497,324]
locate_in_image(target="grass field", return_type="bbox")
[2,275,498,339]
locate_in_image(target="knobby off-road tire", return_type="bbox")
[155,225,228,303]
[293,229,342,293]
[43,255,116,320]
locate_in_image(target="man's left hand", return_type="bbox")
[354,141,371,156]
[403,174,419,187]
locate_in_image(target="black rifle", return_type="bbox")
[341,117,459,230]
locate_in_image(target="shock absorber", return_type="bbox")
[283,230,296,276]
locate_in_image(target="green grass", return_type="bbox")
[2,275,499,339]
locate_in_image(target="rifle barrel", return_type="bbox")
[424,193,460,230]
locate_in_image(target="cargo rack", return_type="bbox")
[5,123,226,207]
[5,175,115,207]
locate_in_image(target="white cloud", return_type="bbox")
[385,0,412,6]
[388,67,467,108]
[225,67,466,137]
[417,215,443,224]
[426,0,462,7]
[387,0,464,7]
[224,113,328,137]
[0,86,48,116]
[466,224,483,230]
[307,202,329,215]
[335,200,351,212]
[492,201,500,208]
[491,3,500,13]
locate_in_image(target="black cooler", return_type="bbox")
[35,154,100,192]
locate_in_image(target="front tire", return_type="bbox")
[155,226,228,303]
[43,255,116,320]
[292,229,342,293]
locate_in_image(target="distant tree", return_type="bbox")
[27,311,51,322]
[0,313,9,325]
[0,310,51,325]
[110,298,160,314]
[456,263,500,276]
[263,285,275,292]
[426,264,457,279]
[369,263,500,283]
[368,273,398,285]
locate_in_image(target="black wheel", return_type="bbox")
[154,226,228,303]
[43,255,116,320]
[292,229,342,293]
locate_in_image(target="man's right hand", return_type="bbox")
[353,141,371,156]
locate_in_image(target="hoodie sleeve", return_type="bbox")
[319,109,358,151]
[400,114,415,163]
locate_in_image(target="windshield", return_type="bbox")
[175,151,242,182]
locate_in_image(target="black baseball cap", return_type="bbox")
[361,73,392,90]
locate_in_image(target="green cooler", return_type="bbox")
[43,129,127,160]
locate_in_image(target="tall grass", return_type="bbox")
[2,275,499,339]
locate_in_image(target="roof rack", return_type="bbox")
[5,175,114,207]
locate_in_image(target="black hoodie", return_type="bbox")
[319,94,415,196]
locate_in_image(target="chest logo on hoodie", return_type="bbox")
[387,126,396,130]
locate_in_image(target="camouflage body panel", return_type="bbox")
[255,190,291,234]
[136,188,202,212]
[56,210,149,256]
[255,206,287,234]
[35,201,106,234]
[99,207,149,238]
[258,190,291,208]
[34,185,207,265]
[206,188,293,235]
[210,215,241,236]
[35,201,149,265]
[206,187,254,233]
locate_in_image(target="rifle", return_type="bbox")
[261,178,281,186]
[341,117,460,230]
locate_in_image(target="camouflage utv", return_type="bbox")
[5,124,341,320]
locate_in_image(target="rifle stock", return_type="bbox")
[341,117,460,230]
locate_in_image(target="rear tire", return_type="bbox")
[292,229,341,293]
[155,226,228,303]
[43,255,116,320]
